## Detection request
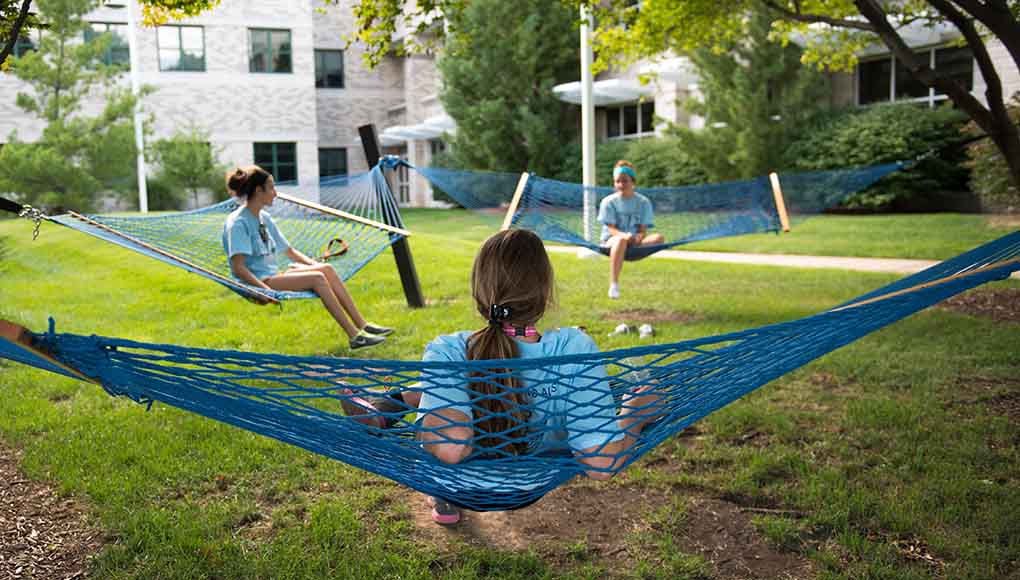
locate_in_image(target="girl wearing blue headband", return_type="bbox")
[597,160,663,299]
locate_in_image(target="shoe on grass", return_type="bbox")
[608,284,620,299]
[362,322,394,336]
[427,496,461,525]
[350,329,386,350]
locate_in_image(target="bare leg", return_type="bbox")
[641,233,665,246]
[609,235,629,285]
[288,263,368,329]
[264,270,360,338]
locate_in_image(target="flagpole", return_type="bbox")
[126,0,148,212]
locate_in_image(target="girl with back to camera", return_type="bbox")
[413,229,661,524]
[598,160,664,299]
[222,165,392,350]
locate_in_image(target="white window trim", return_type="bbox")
[605,101,656,140]
[856,45,968,108]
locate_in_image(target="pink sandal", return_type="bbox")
[427,496,461,525]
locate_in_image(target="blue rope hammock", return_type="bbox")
[3,232,1018,511]
[410,161,904,260]
[10,165,409,305]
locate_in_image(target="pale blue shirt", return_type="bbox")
[417,327,624,454]
[598,192,655,244]
[222,206,291,281]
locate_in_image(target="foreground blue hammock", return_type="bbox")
[410,161,904,260]
[2,233,1018,511]
[10,166,409,304]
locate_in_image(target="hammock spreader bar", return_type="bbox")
[2,232,1018,511]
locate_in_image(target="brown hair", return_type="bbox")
[226,165,271,199]
[466,229,555,456]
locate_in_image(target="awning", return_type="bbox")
[552,78,654,106]
[380,113,456,144]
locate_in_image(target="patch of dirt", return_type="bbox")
[610,308,702,324]
[936,288,1020,323]
[0,443,104,580]
[951,375,1020,424]
[403,480,814,579]
[985,214,1020,228]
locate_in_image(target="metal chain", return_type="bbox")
[18,206,46,240]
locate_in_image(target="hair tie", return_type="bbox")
[489,304,511,325]
[613,166,637,180]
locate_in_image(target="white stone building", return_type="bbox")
[0,0,450,206]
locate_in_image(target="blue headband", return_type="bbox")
[613,166,636,180]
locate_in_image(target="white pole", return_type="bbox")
[126,0,148,212]
[580,5,595,242]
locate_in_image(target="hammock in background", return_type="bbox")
[2,165,409,304]
[410,161,904,260]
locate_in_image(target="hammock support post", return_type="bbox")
[358,123,426,308]
[501,172,530,231]
[769,172,791,233]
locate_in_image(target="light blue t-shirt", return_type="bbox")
[597,192,655,243]
[417,327,624,454]
[222,206,291,281]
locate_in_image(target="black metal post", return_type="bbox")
[358,124,425,308]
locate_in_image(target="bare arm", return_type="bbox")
[285,246,317,265]
[420,408,474,464]
[229,254,273,289]
[576,388,662,480]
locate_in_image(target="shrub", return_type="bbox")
[549,137,707,187]
[783,103,970,210]
[963,94,1020,211]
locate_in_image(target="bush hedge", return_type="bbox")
[782,103,971,210]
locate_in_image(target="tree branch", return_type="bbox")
[760,0,876,32]
[0,0,34,68]
[853,0,995,130]
[949,0,1020,69]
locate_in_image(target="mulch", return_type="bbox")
[936,287,1020,323]
[0,444,103,580]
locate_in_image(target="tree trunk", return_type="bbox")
[0,0,34,68]
[854,0,1020,190]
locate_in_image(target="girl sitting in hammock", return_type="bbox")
[345,229,661,524]
[599,160,665,299]
[222,165,392,350]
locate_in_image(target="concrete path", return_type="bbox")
[546,245,1020,278]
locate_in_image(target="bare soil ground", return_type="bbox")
[937,287,1020,324]
[404,480,815,579]
[0,444,103,580]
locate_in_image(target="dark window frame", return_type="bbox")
[605,100,656,139]
[85,22,130,67]
[318,147,348,178]
[157,24,206,72]
[254,142,298,184]
[314,49,344,88]
[248,28,292,74]
[857,45,974,107]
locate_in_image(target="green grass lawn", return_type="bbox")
[401,209,1017,260]
[0,213,1018,579]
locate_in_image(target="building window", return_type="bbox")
[249,29,291,73]
[254,143,297,183]
[85,22,129,66]
[158,25,205,71]
[13,30,41,57]
[318,148,347,177]
[858,45,973,107]
[606,101,655,139]
[314,50,344,88]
